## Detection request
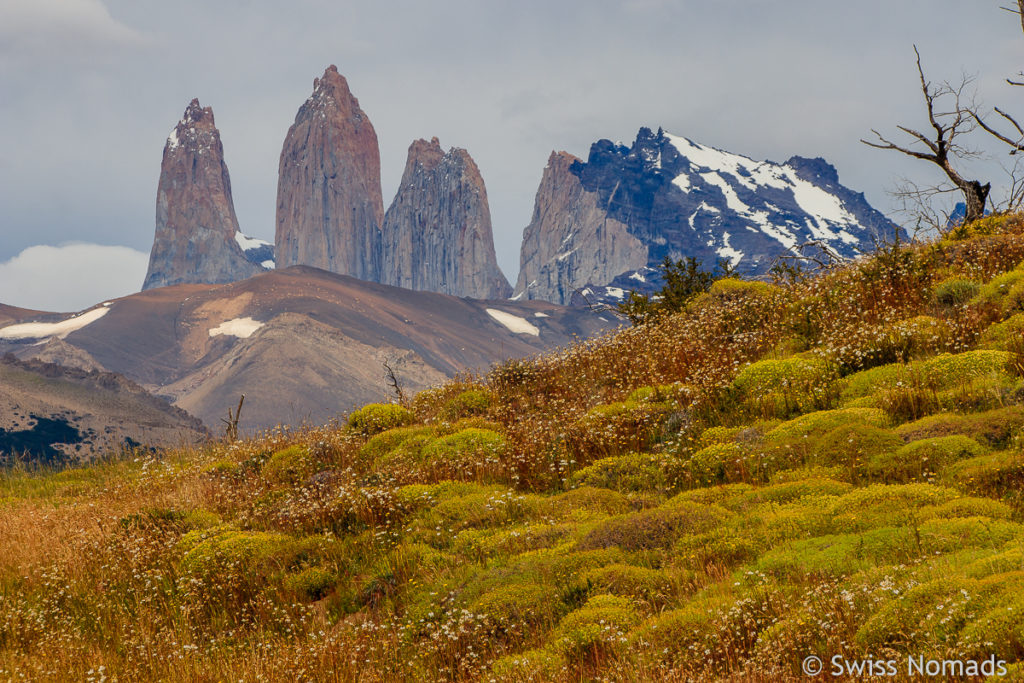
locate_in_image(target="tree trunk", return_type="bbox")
[962,180,991,224]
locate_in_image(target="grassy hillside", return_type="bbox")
[5,215,1024,681]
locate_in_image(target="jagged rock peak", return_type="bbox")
[143,99,267,291]
[517,126,899,307]
[380,138,512,299]
[165,98,217,154]
[512,149,646,305]
[275,66,384,277]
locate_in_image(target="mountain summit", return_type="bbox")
[514,127,896,304]
[275,65,385,279]
[142,99,270,291]
[380,138,512,299]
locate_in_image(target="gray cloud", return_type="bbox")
[0,243,148,311]
[0,0,1021,309]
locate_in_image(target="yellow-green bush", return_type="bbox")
[980,313,1024,350]
[708,278,778,300]
[470,581,560,639]
[178,525,316,578]
[684,442,749,487]
[813,423,903,476]
[763,408,889,444]
[490,647,566,681]
[347,403,415,435]
[581,563,676,606]
[866,435,986,483]
[442,388,494,419]
[828,483,959,532]
[552,594,640,662]
[733,355,837,417]
[854,575,1008,654]
[757,527,916,577]
[578,500,731,551]
[896,406,1024,447]
[933,277,980,306]
[569,452,679,493]
[262,445,316,485]
[283,566,335,601]
[359,425,436,461]
[943,451,1024,501]
[698,425,744,448]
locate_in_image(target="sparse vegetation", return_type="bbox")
[7,214,1024,680]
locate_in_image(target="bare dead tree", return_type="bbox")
[970,2,1024,154]
[862,46,990,225]
[221,394,244,442]
[382,358,408,406]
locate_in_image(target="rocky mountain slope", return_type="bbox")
[275,65,384,278]
[0,268,613,432]
[515,127,897,304]
[143,99,271,291]
[380,138,511,299]
[0,354,208,465]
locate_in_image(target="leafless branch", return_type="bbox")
[861,46,990,224]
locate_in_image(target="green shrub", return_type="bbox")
[813,423,902,477]
[263,445,316,485]
[684,442,749,487]
[855,577,981,650]
[283,566,335,601]
[708,278,778,299]
[569,452,675,493]
[698,425,744,448]
[763,408,890,444]
[828,483,959,532]
[943,451,1024,501]
[578,500,731,551]
[933,278,980,306]
[470,581,560,638]
[959,592,1024,659]
[973,268,1024,306]
[178,525,314,577]
[490,647,566,681]
[980,314,1024,351]
[442,389,494,419]
[895,406,1024,447]
[552,594,640,662]
[347,403,415,435]
[866,435,986,483]
[757,527,916,577]
[581,563,675,606]
[733,355,837,417]
[420,428,506,476]
[359,425,436,461]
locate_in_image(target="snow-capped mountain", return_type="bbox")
[514,127,898,305]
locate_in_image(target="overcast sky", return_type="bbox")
[0,0,1021,310]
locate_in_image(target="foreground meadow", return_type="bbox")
[5,216,1024,681]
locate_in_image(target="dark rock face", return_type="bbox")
[380,138,511,299]
[514,151,647,305]
[514,127,899,305]
[275,65,384,279]
[143,99,265,291]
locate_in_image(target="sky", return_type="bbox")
[0,0,1021,311]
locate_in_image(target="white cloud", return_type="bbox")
[0,0,147,51]
[0,243,148,312]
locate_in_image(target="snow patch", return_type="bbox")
[260,260,275,269]
[486,309,539,336]
[234,231,271,252]
[0,307,109,341]
[716,232,744,267]
[534,312,549,318]
[167,127,179,150]
[209,317,263,339]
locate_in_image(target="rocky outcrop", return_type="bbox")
[275,65,384,278]
[143,99,266,291]
[381,138,511,299]
[515,128,898,305]
[513,152,647,305]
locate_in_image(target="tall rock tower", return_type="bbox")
[143,99,265,291]
[275,65,384,278]
[380,138,511,299]
[514,151,646,304]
